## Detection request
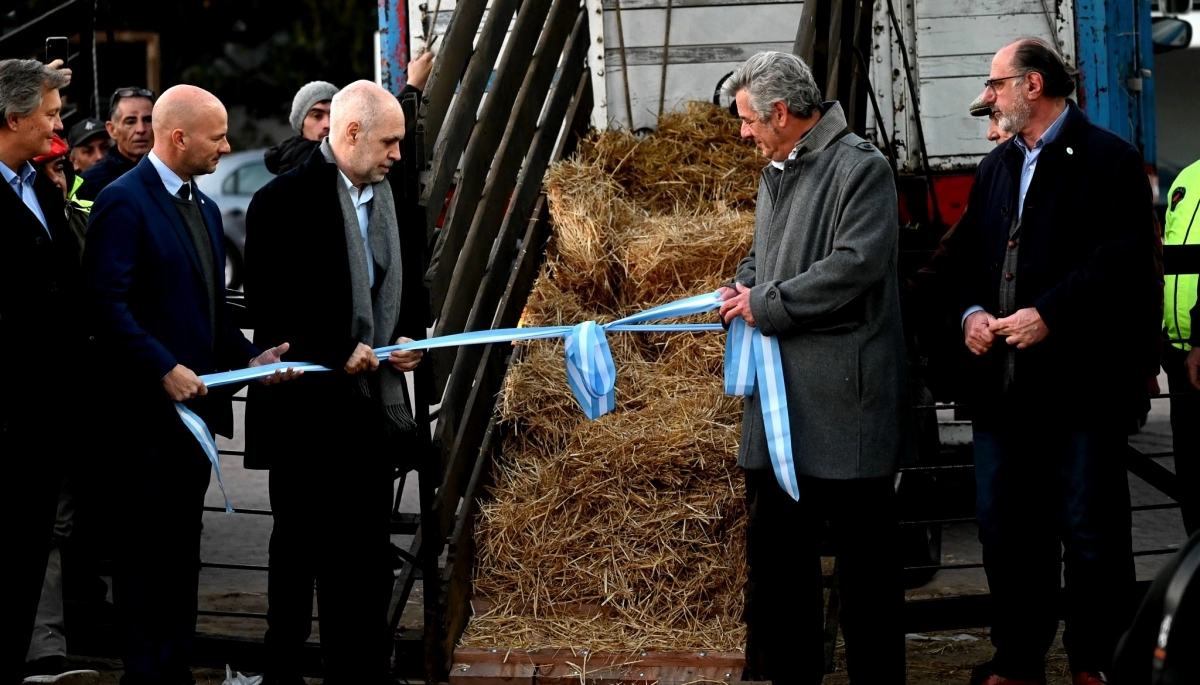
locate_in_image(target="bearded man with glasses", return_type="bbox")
[76,86,154,201]
[944,37,1162,685]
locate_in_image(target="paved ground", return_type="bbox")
[75,370,1188,683]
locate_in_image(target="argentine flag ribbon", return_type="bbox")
[724,317,799,501]
[186,290,797,511]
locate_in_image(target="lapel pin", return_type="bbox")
[1066,147,1073,155]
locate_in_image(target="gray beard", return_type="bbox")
[998,95,1033,135]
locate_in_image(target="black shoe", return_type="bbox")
[22,656,100,685]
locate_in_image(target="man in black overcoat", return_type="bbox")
[243,80,426,685]
[0,57,79,685]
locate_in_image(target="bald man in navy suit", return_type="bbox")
[83,85,298,685]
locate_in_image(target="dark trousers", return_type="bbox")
[113,414,213,685]
[264,413,396,684]
[973,420,1134,679]
[743,469,905,685]
[3,428,60,685]
[1163,344,1199,535]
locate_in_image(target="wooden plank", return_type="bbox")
[432,6,587,391]
[419,0,492,159]
[605,61,745,130]
[426,0,557,313]
[604,0,798,8]
[918,53,993,79]
[432,200,551,537]
[914,13,1055,58]
[452,648,745,682]
[441,417,503,671]
[421,0,522,216]
[601,4,801,48]
[916,75,994,160]
[915,0,1048,19]
[553,63,597,163]
[605,41,793,66]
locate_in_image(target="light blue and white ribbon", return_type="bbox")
[190,290,798,510]
[174,401,235,513]
[724,318,799,501]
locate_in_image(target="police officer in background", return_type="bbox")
[1162,158,1200,535]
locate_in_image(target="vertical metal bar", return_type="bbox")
[657,0,672,117]
[612,0,635,128]
[379,0,411,96]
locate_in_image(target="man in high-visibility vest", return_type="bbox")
[1164,158,1200,535]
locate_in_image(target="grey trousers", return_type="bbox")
[28,481,74,662]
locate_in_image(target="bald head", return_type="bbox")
[329,80,405,187]
[150,85,231,181]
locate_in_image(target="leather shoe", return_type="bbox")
[1071,672,1108,685]
[969,662,1046,685]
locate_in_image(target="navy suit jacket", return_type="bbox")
[83,156,258,437]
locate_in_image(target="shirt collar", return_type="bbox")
[147,150,190,198]
[338,169,374,206]
[1014,103,1070,153]
[0,159,37,188]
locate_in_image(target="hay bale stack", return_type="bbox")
[462,102,762,654]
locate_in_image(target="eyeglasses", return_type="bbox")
[983,72,1028,92]
[109,87,155,111]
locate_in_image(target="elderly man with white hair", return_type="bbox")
[717,52,907,684]
[243,80,426,685]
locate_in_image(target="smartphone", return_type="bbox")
[45,36,69,65]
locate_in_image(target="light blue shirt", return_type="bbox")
[2,160,49,235]
[1011,104,1070,221]
[962,105,1071,327]
[339,171,376,287]
[147,150,192,199]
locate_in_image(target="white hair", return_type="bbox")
[722,51,823,120]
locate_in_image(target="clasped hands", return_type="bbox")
[718,283,756,327]
[964,308,1048,356]
[163,343,301,402]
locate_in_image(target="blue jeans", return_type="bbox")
[974,421,1134,678]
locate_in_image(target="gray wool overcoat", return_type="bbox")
[734,102,908,480]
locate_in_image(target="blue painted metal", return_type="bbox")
[379,0,411,96]
[1073,0,1157,164]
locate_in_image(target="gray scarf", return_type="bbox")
[321,140,416,433]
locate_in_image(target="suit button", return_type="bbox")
[88,335,95,342]
[1007,240,1017,249]
[1004,273,1013,281]
[768,290,777,300]
[48,282,57,292]
[36,236,45,245]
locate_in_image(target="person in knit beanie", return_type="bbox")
[264,81,339,176]
[289,80,339,141]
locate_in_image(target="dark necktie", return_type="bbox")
[177,183,192,202]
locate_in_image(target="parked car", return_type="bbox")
[195,148,274,289]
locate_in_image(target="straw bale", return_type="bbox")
[619,209,754,310]
[465,101,763,655]
[569,101,763,216]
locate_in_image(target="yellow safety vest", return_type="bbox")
[1165,159,1200,351]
